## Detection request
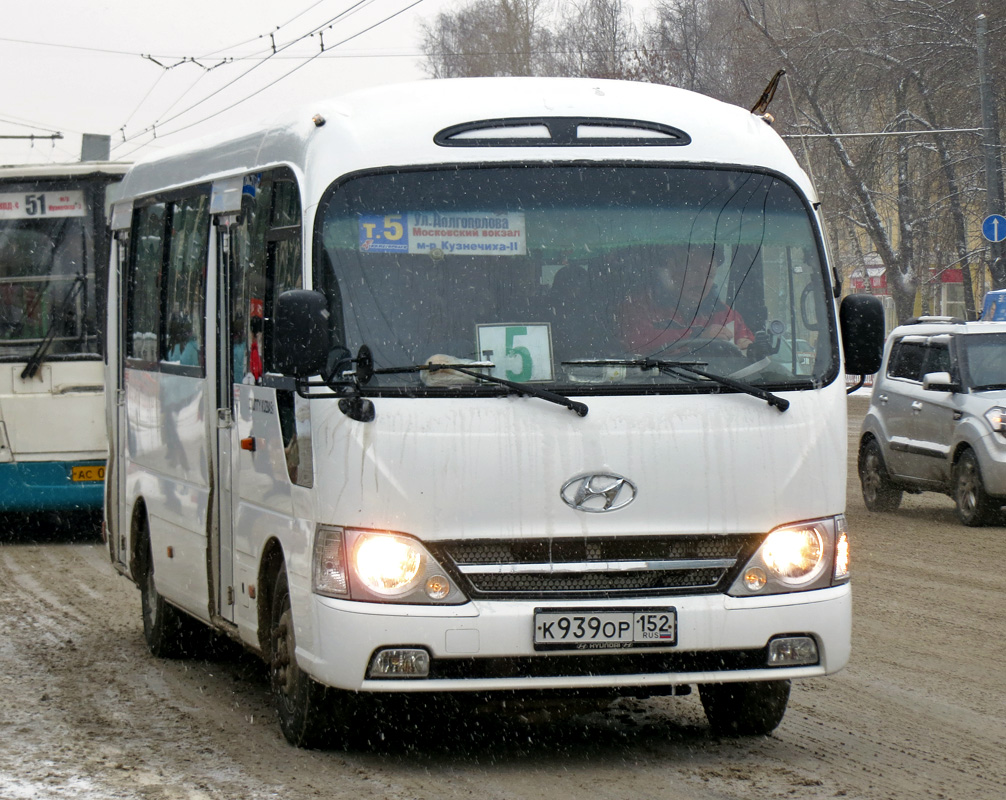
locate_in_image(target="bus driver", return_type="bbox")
[617,245,754,355]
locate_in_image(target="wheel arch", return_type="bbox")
[128,498,150,581]
[257,537,286,656]
[858,431,879,468]
[951,440,974,468]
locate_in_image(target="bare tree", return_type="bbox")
[421,0,641,79]
[731,0,1001,321]
[419,0,556,78]
[637,0,750,99]
[553,0,638,78]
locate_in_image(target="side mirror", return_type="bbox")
[840,294,885,376]
[922,371,958,392]
[273,289,331,378]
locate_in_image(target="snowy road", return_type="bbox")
[2,395,1005,799]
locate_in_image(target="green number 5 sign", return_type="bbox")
[477,323,554,382]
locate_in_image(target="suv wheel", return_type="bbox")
[859,438,903,512]
[953,449,1000,527]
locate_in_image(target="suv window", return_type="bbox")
[887,339,951,382]
[922,344,951,376]
[887,340,927,380]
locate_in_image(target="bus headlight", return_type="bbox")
[728,515,848,596]
[354,534,424,595]
[761,526,825,583]
[312,525,468,604]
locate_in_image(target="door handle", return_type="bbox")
[911,401,923,412]
[878,393,888,404]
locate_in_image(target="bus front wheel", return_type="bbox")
[698,679,790,736]
[269,567,342,748]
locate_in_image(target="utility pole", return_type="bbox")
[978,13,1006,290]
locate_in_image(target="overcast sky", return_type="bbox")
[0,0,467,166]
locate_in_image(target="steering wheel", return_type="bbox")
[660,337,745,359]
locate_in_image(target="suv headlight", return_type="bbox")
[312,525,468,604]
[728,515,849,596]
[985,407,1006,436]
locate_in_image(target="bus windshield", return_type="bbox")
[0,185,99,361]
[315,165,835,392]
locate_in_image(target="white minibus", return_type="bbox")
[105,77,883,747]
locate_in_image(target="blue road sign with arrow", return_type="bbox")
[982,214,1006,242]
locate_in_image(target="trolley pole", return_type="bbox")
[978,14,1006,289]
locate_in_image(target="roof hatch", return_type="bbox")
[434,117,691,148]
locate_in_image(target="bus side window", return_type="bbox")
[232,169,310,487]
[162,194,209,370]
[266,177,308,487]
[127,203,166,363]
[231,176,271,384]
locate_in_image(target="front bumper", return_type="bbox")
[299,583,851,693]
[974,431,1006,496]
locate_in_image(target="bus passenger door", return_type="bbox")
[213,217,240,623]
[107,222,130,569]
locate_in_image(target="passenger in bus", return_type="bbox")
[247,315,264,383]
[617,246,753,355]
[231,312,247,379]
[166,313,199,366]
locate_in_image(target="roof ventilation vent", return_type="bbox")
[434,117,691,148]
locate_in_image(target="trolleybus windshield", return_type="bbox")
[0,185,98,362]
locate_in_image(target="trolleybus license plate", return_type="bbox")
[71,465,105,482]
[533,608,676,650]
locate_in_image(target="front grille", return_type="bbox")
[434,534,762,599]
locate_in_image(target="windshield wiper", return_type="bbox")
[373,357,589,417]
[563,358,789,412]
[21,275,85,380]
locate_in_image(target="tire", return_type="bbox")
[269,567,342,748]
[138,527,201,659]
[859,438,903,512]
[953,449,1000,527]
[699,679,790,736]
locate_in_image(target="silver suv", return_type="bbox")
[859,317,1006,526]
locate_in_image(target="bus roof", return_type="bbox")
[0,162,131,181]
[116,78,815,208]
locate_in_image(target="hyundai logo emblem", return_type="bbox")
[560,473,637,513]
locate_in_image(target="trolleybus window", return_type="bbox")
[0,189,97,360]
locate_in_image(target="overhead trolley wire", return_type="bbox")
[114,0,376,154]
[114,0,425,159]
[116,1,351,140]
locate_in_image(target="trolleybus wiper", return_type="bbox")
[563,358,789,412]
[21,274,85,380]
